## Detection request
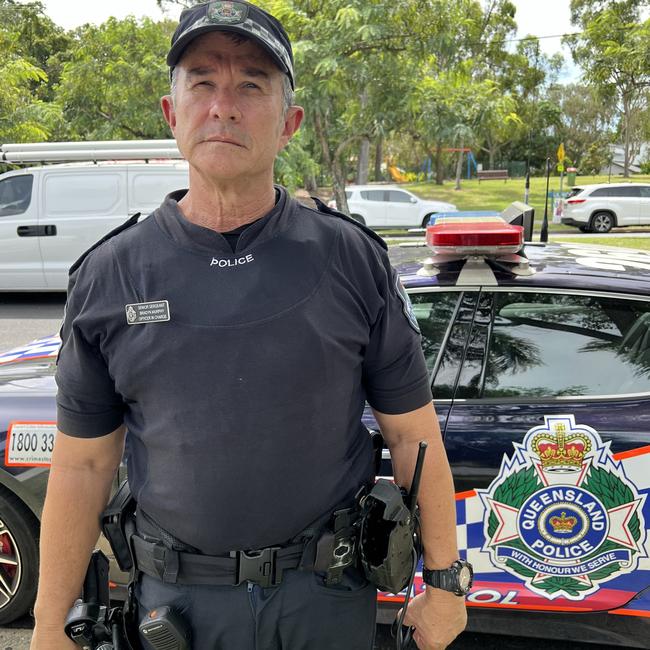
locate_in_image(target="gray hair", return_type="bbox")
[170,67,294,116]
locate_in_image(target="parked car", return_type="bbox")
[561,182,650,233]
[1,223,650,646]
[0,161,189,291]
[327,185,457,228]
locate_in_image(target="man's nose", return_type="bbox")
[208,88,242,122]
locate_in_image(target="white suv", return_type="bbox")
[328,185,457,228]
[561,183,650,233]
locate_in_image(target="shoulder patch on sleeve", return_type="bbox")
[68,212,142,276]
[395,275,421,334]
[310,197,387,250]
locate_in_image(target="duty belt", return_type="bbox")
[132,535,308,589]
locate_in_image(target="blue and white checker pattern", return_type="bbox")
[0,335,61,365]
[456,493,503,575]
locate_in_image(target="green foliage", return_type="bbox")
[54,17,175,140]
[274,129,319,191]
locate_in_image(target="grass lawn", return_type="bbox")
[407,174,650,233]
[552,237,650,251]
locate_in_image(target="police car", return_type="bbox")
[0,217,649,648]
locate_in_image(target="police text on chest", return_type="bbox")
[210,253,255,268]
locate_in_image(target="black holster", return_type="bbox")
[102,480,137,572]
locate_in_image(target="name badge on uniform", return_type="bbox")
[125,300,170,325]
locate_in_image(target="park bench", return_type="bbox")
[477,169,509,182]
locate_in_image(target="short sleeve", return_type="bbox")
[56,250,125,437]
[362,255,432,414]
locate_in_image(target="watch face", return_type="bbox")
[458,566,472,591]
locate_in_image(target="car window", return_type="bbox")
[639,186,650,199]
[410,291,463,379]
[345,191,352,200]
[360,190,386,201]
[609,185,641,198]
[480,292,650,398]
[589,187,612,197]
[387,190,412,203]
[0,175,33,216]
[566,188,584,199]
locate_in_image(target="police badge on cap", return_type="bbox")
[167,0,295,89]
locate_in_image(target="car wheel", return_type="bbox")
[351,214,366,225]
[578,225,590,233]
[590,212,614,233]
[0,491,38,624]
[422,214,435,227]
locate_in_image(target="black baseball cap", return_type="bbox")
[167,1,295,89]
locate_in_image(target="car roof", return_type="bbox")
[574,182,650,191]
[345,184,402,191]
[390,240,650,295]
[4,161,189,175]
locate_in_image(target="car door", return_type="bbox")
[609,185,640,226]
[39,169,128,290]
[0,173,47,290]
[385,190,417,227]
[639,186,650,224]
[443,288,650,614]
[358,190,388,227]
[127,167,189,216]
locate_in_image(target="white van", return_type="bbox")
[0,161,189,290]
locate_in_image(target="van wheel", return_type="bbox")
[0,491,39,624]
[351,214,366,225]
[422,214,435,227]
[590,212,614,233]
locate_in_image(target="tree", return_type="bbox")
[547,83,616,170]
[0,1,64,143]
[567,1,650,176]
[55,17,176,140]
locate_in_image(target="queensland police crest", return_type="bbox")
[478,415,647,600]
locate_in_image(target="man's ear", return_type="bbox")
[278,105,305,152]
[161,95,177,134]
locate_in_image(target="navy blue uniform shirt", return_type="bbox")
[56,188,432,554]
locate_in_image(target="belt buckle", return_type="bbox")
[232,547,281,588]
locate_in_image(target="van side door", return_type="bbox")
[0,173,47,290]
[127,167,189,216]
[39,170,128,290]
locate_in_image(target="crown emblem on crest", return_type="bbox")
[549,511,578,533]
[126,305,137,323]
[531,423,591,472]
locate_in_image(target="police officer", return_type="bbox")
[31,2,468,649]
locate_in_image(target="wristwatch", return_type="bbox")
[422,560,473,596]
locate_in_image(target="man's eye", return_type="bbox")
[242,82,260,89]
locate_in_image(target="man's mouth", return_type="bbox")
[204,136,243,147]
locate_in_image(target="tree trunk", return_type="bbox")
[357,137,370,184]
[304,172,318,195]
[435,141,444,185]
[454,144,464,191]
[374,134,383,181]
[623,95,631,178]
[313,109,349,214]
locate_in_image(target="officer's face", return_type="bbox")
[161,32,303,184]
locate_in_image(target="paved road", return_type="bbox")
[0,293,64,352]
